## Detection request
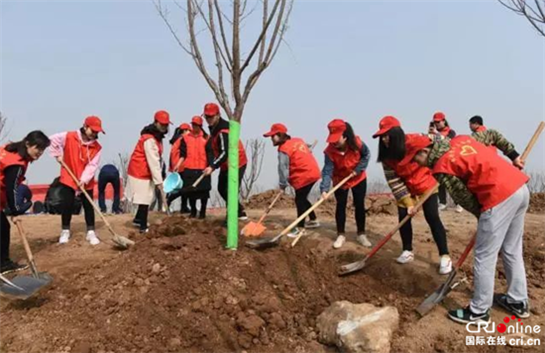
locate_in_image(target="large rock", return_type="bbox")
[316,301,399,353]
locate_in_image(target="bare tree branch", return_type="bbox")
[241,139,266,200]
[213,0,233,66]
[499,0,545,36]
[0,112,9,142]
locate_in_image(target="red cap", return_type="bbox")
[154,110,172,125]
[204,103,220,116]
[433,112,446,122]
[191,116,203,126]
[373,116,401,138]
[263,123,288,137]
[406,135,432,160]
[326,119,347,143]
[84,116,105,134]
[179,123,191,131]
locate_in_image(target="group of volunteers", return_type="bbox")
[0,104,532,325]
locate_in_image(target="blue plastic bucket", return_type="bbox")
[164,173,183,194]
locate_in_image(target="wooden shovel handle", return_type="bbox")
[521,121,544,162]
[257,190,284,224]
[13,220,39,277]
[192,174,206,188]
[58,160,117,236]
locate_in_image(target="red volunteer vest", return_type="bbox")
[475,126,487,133]
[0,146,29,210]
[324,136,367,190]
[128,134,164,180]
[278,138,321,190]
[385,134,437,196]
[60,131,102,190]
[169,136,185,173]
[212,128,247,171]
[433,136,528,212]
[183,132,208,170]
[439,126,452,138]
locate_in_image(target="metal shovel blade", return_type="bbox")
[245,234,283,250]
[416,271,456,317]
[0,272,53,301]
[338,258,367,276]
[113,234,134,249]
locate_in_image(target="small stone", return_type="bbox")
[83,295,92,301]
[168,338,181,347]
[134,278,145,287]
[152,263,161,274]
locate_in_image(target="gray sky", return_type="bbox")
[1,0,544,189]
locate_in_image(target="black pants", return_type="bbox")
[438,184,448,205]
[150,187,163,211]
[60,185,95,231]
[334,178,367,235]
[0,211,11,265]
[189,198,208,218]
[295,182,317,228]
[98,171,121,213]
[397,193,449,255]
[167,191,191,213]
[134,204,149,231]
[218,165,246,216]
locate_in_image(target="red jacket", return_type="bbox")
[324,136,367,190]
[0,146,29,210]
[385,134,437,196]
[211,128,247,171]
[278,138,321,190]
[169,136,185,173]
[433,136,528,212]
[128,134,163,180]
[183,131,209,170]
[60,131,102,190]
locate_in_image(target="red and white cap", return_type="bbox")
[263,123,288,137]
[373,116,401,138]
[433,112,446,122]
[191,116,204,126]
[203,103,220,116]
[154,110,172,125]
[326,119,347,143]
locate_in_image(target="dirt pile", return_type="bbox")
[0,216,432,353]
[246,190,397,217]
[528,192,545,213]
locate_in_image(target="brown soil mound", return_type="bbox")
[0,217,434,353]
[529,192,545,213]
[246,190,397,217]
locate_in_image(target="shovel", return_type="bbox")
[241,190,284,237]
[246,172,356,250]
[415,121,544,317]
[338,184,439,276]
[59,160,134,249]
[0,221,53,300]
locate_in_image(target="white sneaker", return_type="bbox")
[59,230,71,244]
[287,228,303,238]
[455,205,464,213]
[357,234,372,248]
[86,231,101,246]
[333,235,346,249]
[396,250,414,264]
[438,204,447,211]
[439,255,452,275]
[305,220,320,229]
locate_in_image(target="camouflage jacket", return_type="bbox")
[427,129,520,218]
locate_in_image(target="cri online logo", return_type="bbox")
[466,316,541,334]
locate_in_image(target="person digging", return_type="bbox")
[413,134,530,324]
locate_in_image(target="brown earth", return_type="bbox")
[529,192,545,213]
[0,205,543,353]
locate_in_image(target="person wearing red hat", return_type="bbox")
[413,135,530,324]
[126,110,171,233]
[319,119,371,249]
[1,131,50,274]
[49,116,105,245]
[374,116,451,274]
[168,122,193,214]
[263,123,321,237]
[174,116,213,219]
[201,103,248,222]
[432,112,459,211]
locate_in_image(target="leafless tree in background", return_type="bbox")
[528,171,545,193]
[0,112,9,142]
[154,0,294,122]
[241,138,266,200]
[499,0,545,36]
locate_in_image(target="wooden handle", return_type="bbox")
[59,160,116,236]
[287,172,356,244]
[362,184,440,259]
[521,121,544,162]
[192,174,206,188]
[14,221,39,277]
[257,190,284,223]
